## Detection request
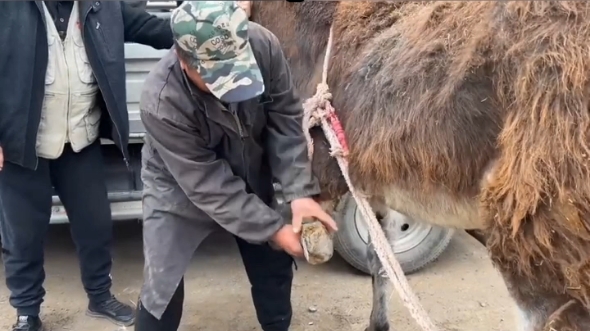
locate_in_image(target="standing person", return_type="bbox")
[0,2,174,331]
[136,1,338,330]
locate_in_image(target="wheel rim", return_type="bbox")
[353,204,433,254]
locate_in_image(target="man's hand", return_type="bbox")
[291,197,338,234]
[0,146,4,171]
[271,224,304,258]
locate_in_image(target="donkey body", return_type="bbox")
[250,1,590,330]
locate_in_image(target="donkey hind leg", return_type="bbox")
[515,303,544,331]
[514,296,590,331]
[500,271,590,331]
[365,208,397,331]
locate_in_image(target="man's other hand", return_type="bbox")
[291,197,338,234]
[271,224,304,258]
[0,146,4,171]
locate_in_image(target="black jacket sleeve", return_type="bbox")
[120,1,173,49]
[264,35,321,202]
[140,109,284,244]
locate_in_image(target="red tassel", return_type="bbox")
[325,103,349,155]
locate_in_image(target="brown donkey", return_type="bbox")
[245,1,590,331]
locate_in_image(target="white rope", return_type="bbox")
[302,26,441,331]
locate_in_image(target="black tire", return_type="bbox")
[333,194,455,275]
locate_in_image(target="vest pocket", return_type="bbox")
[83,105,101,144]
[73,36,97,84]
[37,93,52,135]
[36,91,67,157]
[45,35,57,85]
[68,90,101,146]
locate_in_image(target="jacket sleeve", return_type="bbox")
[120,1,174,49]
[140,109,284,244]
[263,36,321,202]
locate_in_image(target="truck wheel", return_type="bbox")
[333,194,455,275]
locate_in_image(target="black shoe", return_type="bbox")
[87,295,136,327]
[12,316,43,331]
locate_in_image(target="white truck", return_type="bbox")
[49,1,454,275]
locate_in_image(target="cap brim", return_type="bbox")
[197,43,265,103]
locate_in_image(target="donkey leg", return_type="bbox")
[499,270,590,331]
[365,208,397,331]
[514,303,544,331]
[366,240,391,331]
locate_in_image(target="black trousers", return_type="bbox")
[0,141,113,316]
[135,237,294,331]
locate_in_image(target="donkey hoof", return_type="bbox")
[300,220,334,265]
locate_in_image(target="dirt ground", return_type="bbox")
[0,223,515,331]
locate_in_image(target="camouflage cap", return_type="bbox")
[171,1,264,103]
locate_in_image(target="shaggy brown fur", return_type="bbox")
[251,1,590,330]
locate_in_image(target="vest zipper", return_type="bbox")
[83,6,130,169]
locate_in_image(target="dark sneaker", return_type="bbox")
[86,295,136,326]
[12,316,43,331]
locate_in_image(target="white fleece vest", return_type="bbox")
[37,2,101,159]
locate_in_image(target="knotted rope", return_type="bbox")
[302,26,441,331]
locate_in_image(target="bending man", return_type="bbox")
[136,1,337,330]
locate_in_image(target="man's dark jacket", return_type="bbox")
[140,23,321,243]
[0,1,174,169]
